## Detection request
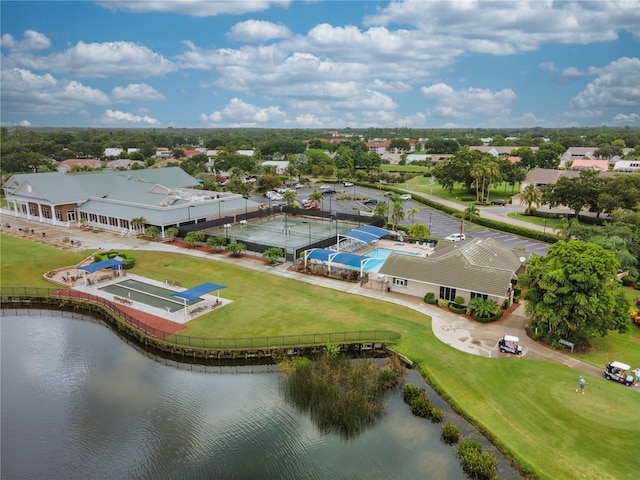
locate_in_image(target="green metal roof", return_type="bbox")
[379,238,524,297]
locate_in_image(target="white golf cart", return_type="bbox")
[604,361,634,386]
[498,335,523,356]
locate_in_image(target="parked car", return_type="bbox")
[603,361,634,386]
[319,184,330,190]
[498,335,523,355]
[445,233,466,242]
[304,203,320,210]
[363,198,378,205]
[322,189,336,195]
[294,183,304,189]
[490,199,507,206]
[400,194,412,200]
[384,191,394,197]
[343,182,354,187]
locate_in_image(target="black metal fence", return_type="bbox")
[176,206,386,262]
[1,287,401,350]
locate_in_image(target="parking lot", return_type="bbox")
[252,183,549,256]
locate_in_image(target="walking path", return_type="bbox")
[1,214,601,378]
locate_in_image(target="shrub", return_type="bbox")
[437,298,450,308]
[454,296,465,305]
[621,275,637,287]
[457,440,498,480]
[428,405,445,423]
[402,383,424,404]
[93,250,135,269]
[449,303,467,314]
[441,422,460,445]
[423,292,437,304]
[410,395,431,418]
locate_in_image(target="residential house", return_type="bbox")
[405,154,431,164]
[469,146,539,157]
[521,168,579,189]
[377,238,528,306]
[56,158,103,173]
[568,159,609,171]
[105,159,146,170]
[261,160,289,174]
[613,160,640,172]
[104,148,123,158]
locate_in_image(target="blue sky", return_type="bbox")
[1,0,638,129]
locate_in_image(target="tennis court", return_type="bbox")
[100,278,203,313]
[220,214,354,251]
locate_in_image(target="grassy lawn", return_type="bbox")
[378,164,430,174]
[506,212,565,231]
[1,233,638,480]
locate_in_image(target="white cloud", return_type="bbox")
[199,97,285,127]
[612,113,640,125]
[111,83,165,102]
[0,30,50,52]
[570,57,640,109]
[365,0,640,53]
[556,67,585,84]
[421,83,516,119]
[228,20,291,42]
[98,0,291,17]
[538,62,556,72]
[1,68,110,115]
[99,109,159,125]
[18,119,32,127]
[10,41,175,79]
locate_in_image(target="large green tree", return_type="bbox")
[522,240,629,343]
[542,170,605,218]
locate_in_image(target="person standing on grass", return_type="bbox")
[634,368,640,387]
[576,376,585,394]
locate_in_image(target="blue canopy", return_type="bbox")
[306,249,378,271]
[78,258,125,273]
[172,282,227,302]
[341,225,389,244]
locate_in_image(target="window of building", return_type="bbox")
[67,211,76,222]
[109,217,118,226]
[98,215,107,225]
[470,292,488,301]
[55,210,62,221]
[392,277,407,287]
[439,286,457,301]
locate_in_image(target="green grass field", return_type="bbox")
[1,233,638,480]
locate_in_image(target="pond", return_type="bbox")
[1,309,520,480]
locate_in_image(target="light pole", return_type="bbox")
[353,184,356,201]
[301,221,311,245]
[543,219,547,234]
[328,193,332,217]
[243,195,248,216]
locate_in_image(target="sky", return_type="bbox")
[1,0,639,130]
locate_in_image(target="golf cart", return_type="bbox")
[498,335,523,355]
[604,361,634,386]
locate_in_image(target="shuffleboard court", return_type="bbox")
[100,279,203,313]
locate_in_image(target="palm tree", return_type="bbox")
[283,189,296,206]
[464,204,480,223]
[130,217,146,234]
[373,201,388,222]
[407,207,420,225]
[390,195,405,231]
[484,161,501,204]
[519,184,543,215]
[309,189,323,208]
[470,162,484,203]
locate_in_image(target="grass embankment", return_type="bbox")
[1,233,638,480]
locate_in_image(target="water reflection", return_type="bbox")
[1,310,519,480]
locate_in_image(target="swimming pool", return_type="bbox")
[363,248,419,272]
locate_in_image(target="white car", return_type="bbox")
[445,233,466,242]
[344,182,354,187]
[294,183,304,189]
[400,194,412,200]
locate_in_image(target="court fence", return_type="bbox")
[177,206,386,262]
